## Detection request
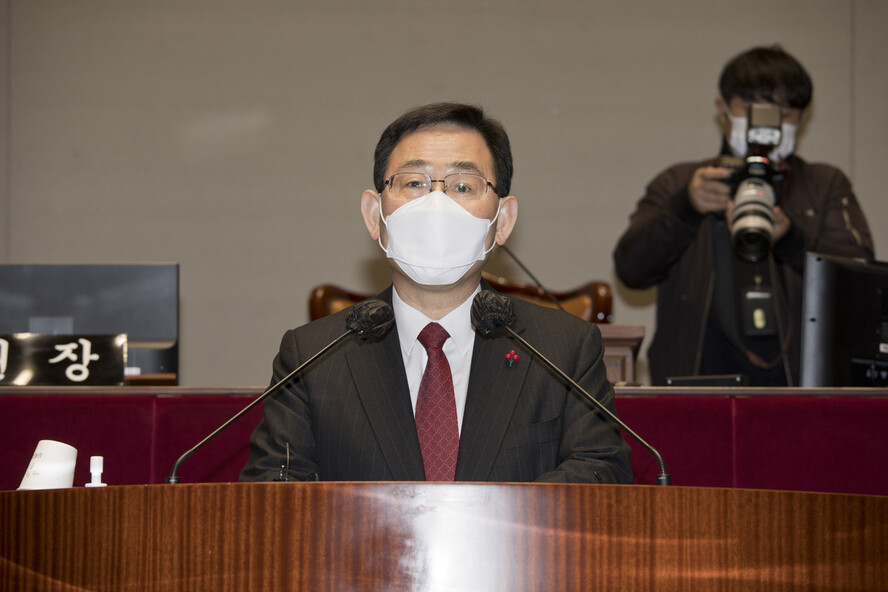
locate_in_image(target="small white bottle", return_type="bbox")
[84,456,108,487]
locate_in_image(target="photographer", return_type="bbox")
[613,46,874,386]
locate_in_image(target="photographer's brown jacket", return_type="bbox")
[613,153,874,385]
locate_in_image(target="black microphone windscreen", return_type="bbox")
[471,290,516,336]
[346,299,395,339]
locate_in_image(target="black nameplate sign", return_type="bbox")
[0,334,127,386]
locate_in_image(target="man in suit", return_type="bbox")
[240,103,632,483]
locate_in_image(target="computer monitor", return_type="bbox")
[800,252,888,387]
[0,263,179,379]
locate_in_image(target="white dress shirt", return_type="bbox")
[392,285,480,435]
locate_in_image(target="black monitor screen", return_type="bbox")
[0,263,179,377]
[800,252,888,387]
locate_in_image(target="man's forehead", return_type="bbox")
[388,127,493,174]
[729,95,800,115]
[730,92,790,109]
[395,125,485,149]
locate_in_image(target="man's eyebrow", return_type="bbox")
[397,159,430,171]
[395,159,487,177]
[448,161,485,176]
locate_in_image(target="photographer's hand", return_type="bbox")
[688,166,733,214]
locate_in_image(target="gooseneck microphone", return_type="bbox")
[165,299,394,484]
[471,290,671,486]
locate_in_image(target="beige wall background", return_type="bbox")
[1,1,885,386]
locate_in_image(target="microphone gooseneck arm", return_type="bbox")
[471,289,670,486]
[165,328,354,484]
[501,324,671,486]
[166,298,395,484]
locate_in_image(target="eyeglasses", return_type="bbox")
[383,172,499,202]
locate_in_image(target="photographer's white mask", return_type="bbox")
[729,115,797,162]
[377,191,500,286]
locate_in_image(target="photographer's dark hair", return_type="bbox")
[373,102,513,197]
[719,45,813,110]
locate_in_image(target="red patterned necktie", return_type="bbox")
[414,322,459,481]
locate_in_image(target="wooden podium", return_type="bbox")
[2,482,885,591]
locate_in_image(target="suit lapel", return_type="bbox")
[345,289,426,481]
[456,317,529,481]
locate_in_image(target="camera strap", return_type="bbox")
[710,217,745,350]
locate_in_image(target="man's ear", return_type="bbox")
[494,196,518,246]
[360,190,381,240]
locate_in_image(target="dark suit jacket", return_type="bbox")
[240,286,632,483]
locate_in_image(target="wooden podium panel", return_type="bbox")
[2,483,885,591]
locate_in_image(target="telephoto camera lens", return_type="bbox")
[730,178,775,262]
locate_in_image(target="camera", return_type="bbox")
[718,103,784,262]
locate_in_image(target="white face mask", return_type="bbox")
[728,115,797,162]
[378,191,500,286]
[772,122,796,161]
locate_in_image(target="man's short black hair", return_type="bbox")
[373,102,513,197]
[719,45,813,110]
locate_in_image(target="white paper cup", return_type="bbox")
[18,440,78,490]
